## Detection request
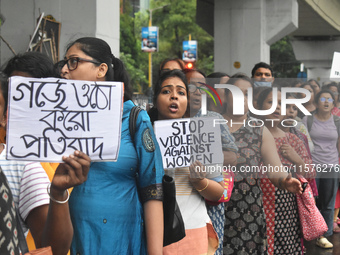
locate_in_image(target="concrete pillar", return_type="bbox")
[0,0,120,66]
[290,39,340,83]
[214,0,298,76]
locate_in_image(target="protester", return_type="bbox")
[325,82,340,115]
[302,89,340,249]
[148,69,224,254]
[0,73,83,255]
[257,87,313,254]
[222,73,302,255]
[206,72,230,113]
[2,51,62,249]
[297,82,316,119]
[56,37,164,254]
[0,75,19,255]
[308,79,321,95]
[251,62,274,87]
[159,58,185,71]
[182,68,238,254]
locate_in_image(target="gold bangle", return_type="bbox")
[196,179,209,192]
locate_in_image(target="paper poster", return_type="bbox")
[6,77,124,162]
[330,52,340,78]
[182,40,197,62]
[154,117,223,169]
[141,26,159,52]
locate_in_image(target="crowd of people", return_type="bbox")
[0,37,339,255]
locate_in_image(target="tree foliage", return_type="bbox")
[270,36,301,78]
[120,0,214,94]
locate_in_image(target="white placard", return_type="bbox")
[154,117,223,169]
[7,77,124,162]
[330,52,340,78]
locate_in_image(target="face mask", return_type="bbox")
[253,81,272,88]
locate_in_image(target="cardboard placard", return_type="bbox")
[7,77,124,162]
[154,117,223,169]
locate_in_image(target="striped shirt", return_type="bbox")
[0,144,50,233]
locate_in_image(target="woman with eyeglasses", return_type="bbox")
[181,68,238,255]
[55,37,164,255]
[324,82,340,116]
[302,89,340,249]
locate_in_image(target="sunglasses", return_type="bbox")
[320,97,334,103]
[55,57,101,73]
[188,84,207,94]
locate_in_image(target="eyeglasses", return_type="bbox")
[320,97,334,103]
[188,84,207,94]
[55,57,101,72]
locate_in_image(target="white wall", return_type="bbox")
[0,0,120,66]
[214,0,297,76]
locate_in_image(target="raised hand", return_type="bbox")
[51,151,91,193]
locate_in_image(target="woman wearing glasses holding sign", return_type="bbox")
[55,37,164,255]
[302,89,340,249]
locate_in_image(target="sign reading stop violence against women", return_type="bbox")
[154,117,223,169]
[6,77,124,162]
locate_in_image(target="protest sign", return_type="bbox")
[154,117,223,169]
[330,52,340,78]
[7,77,124,162]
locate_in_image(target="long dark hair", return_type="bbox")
[0,73,8,114]
[66,37,132,101]
[148,70,188,123]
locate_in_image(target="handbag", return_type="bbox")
[129,106,186,246]
[162,174,186,246]
[295,174,328,241]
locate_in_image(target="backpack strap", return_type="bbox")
[129,106,142,141]
[307,114,340,137]
[333,115,340,137]
[306,115,313,133]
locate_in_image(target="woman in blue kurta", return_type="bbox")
[54,37,164,254]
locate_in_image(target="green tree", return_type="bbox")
[150,0,214,76]
[120,0,214,94]
[270,36,301,78]
[120,2,148,93]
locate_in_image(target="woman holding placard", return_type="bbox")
[55,37,164,255]
[148,69,225,254]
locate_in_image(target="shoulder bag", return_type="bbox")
[129,105,186,246]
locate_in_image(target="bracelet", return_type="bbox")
[47,183,70,204]
[196,179,209,192]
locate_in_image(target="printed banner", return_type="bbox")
[154,117,223,169]
[182,40,197,62]
[141,26,159,52]
[7,77,124,162]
